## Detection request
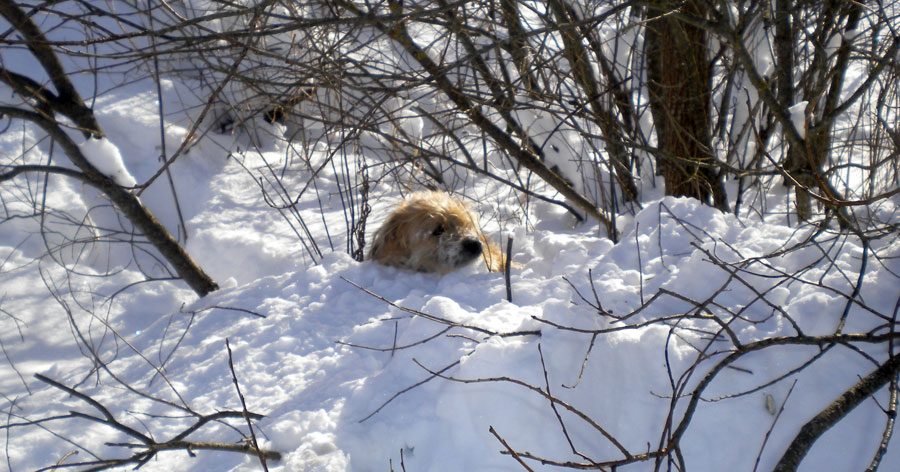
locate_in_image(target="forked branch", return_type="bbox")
[31,374,281,470]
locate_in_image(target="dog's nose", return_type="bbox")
[462,238,483,255]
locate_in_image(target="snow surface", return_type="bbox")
[1,35,899,472]
[788,101,809,140]
[78,137,137,187]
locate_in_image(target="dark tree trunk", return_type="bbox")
[645,0,727,210]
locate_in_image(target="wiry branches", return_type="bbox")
[0,1,218,296]
[0,0,103,138]
[160,0,900,244]
[3,0,896,274]
[17,369,280,470]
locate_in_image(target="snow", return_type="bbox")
[788,101,809,139]
[4,106,898,469]
[1,16,898,472]
[78,136,137,187]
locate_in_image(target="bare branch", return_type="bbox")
[774,353,900,471]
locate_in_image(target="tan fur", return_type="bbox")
[369,191,505,273]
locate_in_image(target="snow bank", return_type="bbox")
[1,65,897,472]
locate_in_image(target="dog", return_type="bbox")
[368,191,504,273]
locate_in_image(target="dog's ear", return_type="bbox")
[368,238,382,259]
[377,218,398,243]
[369,215,403,262]
[367,220,387,260]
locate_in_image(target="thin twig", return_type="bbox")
[225,338,270,471]
[505,235,513,302]
[538,344,595,464]
[412,358,632,459]
[341,276,540,338]
[635,221,644,304]
[359,357,464,423]
[33,373,280,469]
[753,379,799,472]
[489,426,536,471]
[336,325,452,352]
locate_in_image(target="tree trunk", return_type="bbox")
[645,0,727,210]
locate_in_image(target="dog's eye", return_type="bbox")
[432,224,445,237]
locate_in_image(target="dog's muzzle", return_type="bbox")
[461,238,483,257]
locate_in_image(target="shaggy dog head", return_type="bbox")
[368,191,504,273]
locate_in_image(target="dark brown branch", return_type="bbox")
[107,440,282,461]
[0,106,218,296]
[773,353,900,471]
[489,426,536,472]
[39,441,282,472]
[505,235,513,302]
[0,164,89,183]
[35,374,153,445]
[33,373,280,469]
[0,0,102,137]
[168,410,264,443]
